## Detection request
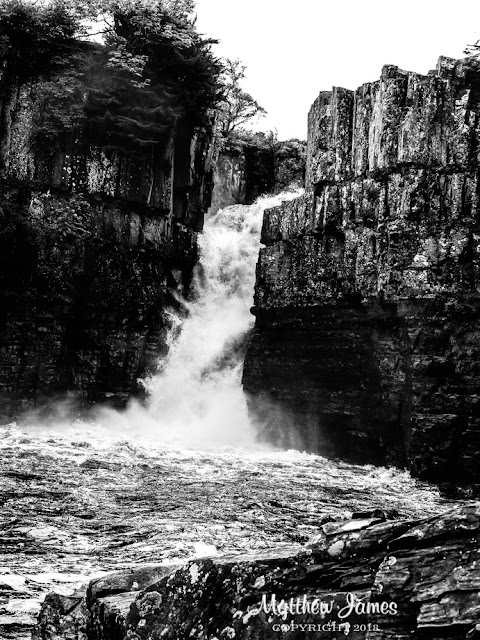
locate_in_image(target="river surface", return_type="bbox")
[0,424,458,637]
[0,193,462,638]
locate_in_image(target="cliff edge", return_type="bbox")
[0,11,219,419]
[243,57,480,489]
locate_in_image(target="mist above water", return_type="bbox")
[11,192,301,448]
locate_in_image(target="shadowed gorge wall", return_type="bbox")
[243,56,480,488]
[208,137,306,214]
[0,51,218,419]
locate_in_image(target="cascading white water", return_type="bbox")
[18,191,300,446]
[138,191,302,446]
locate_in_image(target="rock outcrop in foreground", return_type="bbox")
[33,504,480,639]
[243,57,480,488]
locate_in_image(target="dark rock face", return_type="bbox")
[243,57,480,487]
[209,139,306,214]
[0,69,218,419]
[33,504,480,639]
[208,149,248,214]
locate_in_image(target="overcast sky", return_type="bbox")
[194,0,480,140]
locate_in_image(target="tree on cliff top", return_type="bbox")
[0,0,224,153]
[0,1,78,77]
[218,58,267,136]
[0,0,268,154]
[0,0,222,104]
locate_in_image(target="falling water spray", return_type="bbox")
[141,191,303,446]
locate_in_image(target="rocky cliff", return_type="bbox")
[33,504,480,639]
[243,56,480,489]
[0,51,218,419]
[208,137,306,214]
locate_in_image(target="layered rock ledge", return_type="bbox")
[243,57,480,488]
[33,504,480,639]
[0,54,218,418]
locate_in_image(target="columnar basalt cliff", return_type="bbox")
[243,56,480,488]
[0,53,218,419]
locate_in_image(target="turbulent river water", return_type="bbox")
[0,193,460,637]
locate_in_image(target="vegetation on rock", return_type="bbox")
[0,0,224,156]
[0,1,303,186]
[214,60,305,195]
[217,58,266,135]
[225,128,306,159]
[0,1,78,79]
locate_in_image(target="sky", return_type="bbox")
[194,0,480,140]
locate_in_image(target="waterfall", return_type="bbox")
[133,190,302,446]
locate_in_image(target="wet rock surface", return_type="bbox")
[32,503,480,639]
[243,57,480,487]
[0,425,458,639]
